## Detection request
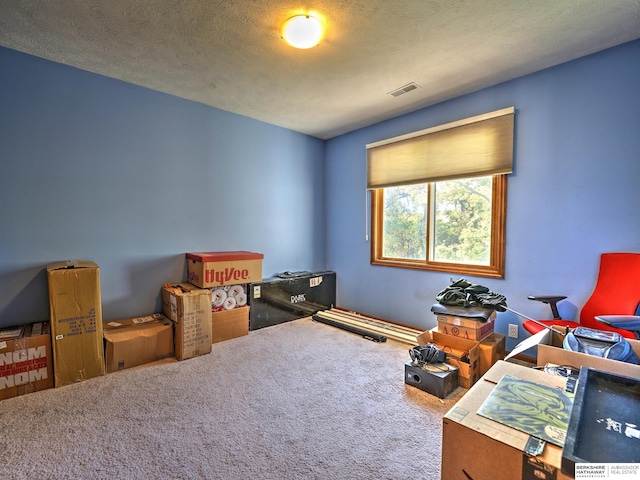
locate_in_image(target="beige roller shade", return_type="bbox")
[366,107,514,189]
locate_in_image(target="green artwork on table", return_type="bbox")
[477,374,574,446]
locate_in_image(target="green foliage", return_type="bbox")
[433,177,492,264]
[381,177,492,264]
[382,184,427,259]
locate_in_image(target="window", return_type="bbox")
[370,175,506,277]
[367,108,513,278]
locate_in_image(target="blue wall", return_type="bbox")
[0,47,326,327]
[325,39,640,350]
[2,40,640,349]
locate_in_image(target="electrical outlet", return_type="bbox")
[508,324,519,339]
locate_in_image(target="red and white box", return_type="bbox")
[186,251,263,288]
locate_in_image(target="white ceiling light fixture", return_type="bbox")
[282,15,323,49]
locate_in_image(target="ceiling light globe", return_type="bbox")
[283,15,323,49]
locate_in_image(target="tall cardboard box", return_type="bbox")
[186,251,263,288]
[162,284,212,360]
[103,313,174,373]
[0,322,54,400]
[47,261,104,387]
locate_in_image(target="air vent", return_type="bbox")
[388,82,420,97]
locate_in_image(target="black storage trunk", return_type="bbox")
[249,271,336,330]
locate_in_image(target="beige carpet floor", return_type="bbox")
[0,317,465,479]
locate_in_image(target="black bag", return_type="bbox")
[563,326,639,365]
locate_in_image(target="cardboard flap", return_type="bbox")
[104,313,171,338]
[483,360,566,389]
[46,260,99,271]
[104,320,172,343]
[163,283,211,297]
[505,329,551,360]
[0,326,25,341]
[186,251,264,262]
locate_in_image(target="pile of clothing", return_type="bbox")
[435,278,507,312]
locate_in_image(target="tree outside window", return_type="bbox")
[371,175,506,278]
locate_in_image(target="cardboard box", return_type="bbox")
[212,306,249,343]
[404,361,459,399]
[162,284,212,361]
[47,261,105,387]
[103,313,174,373]
[441,360,573,480]
[436,312,495,341]
[177,281,249,343]
[186,251,263,288]
[537,329,640,379]
[181,282,249,312]
[0,322,53,400]
[478,333,506,376]
[417,329,480,388]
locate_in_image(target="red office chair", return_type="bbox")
[523,252,640,339]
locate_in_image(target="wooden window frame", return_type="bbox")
[370,175,507,278]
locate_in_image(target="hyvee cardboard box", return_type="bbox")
[162,284,212,360]
[441,361,572,480]
[0,322,53,400]
[186,251,263,288]
[103,313,174,373]
[417,329,480,388]
[212,306,249,343]
[47,261,105,387]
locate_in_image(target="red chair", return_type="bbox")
[523,252,640,339]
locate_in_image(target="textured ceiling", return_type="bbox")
[1,1,640,139]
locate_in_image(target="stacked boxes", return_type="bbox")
[0,322,54,400]
[417,329,481,389]
[162,284,212,360]
[421,304,505,389]
[47,261,105,387]
[1,252,263,400]
[178,281,250,343]
[103,313,174,372]
[432,303,497,341]
[416,328,506,389]
[185,252,263,344]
